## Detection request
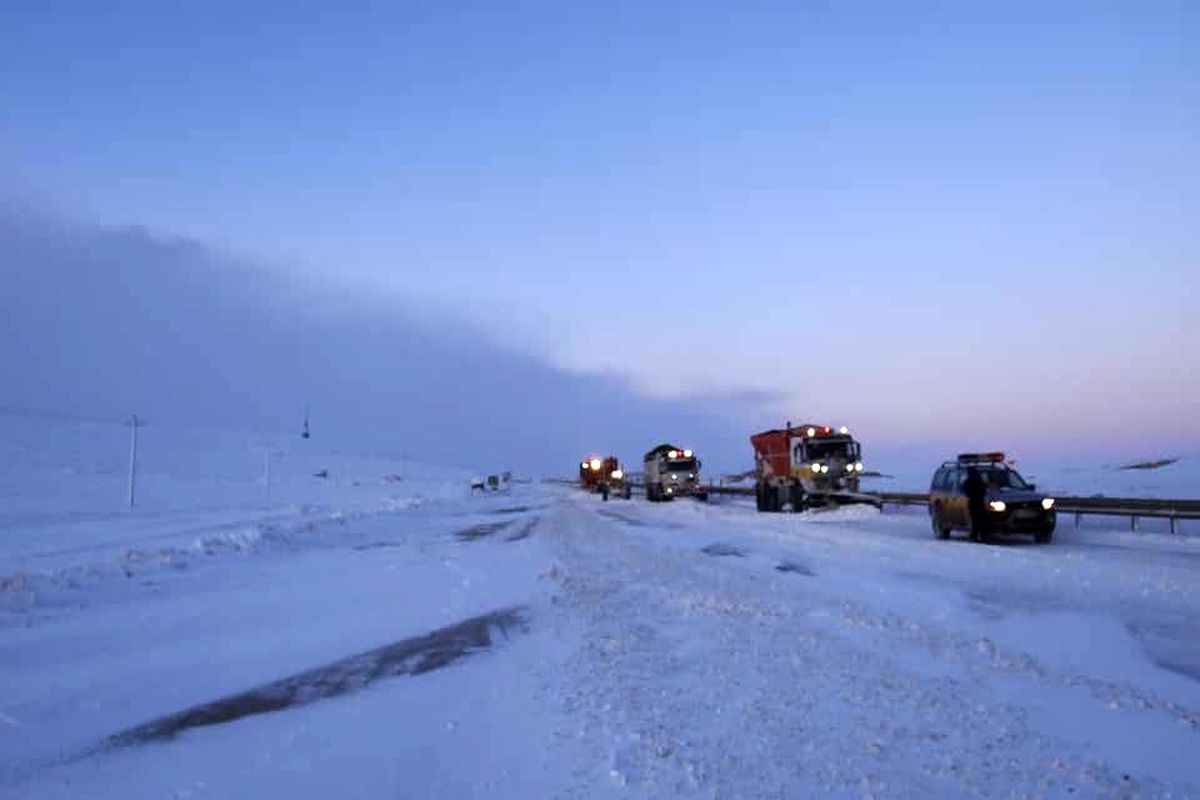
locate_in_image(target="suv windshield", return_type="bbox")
[802,440,860,462]
[981,467,1030,490]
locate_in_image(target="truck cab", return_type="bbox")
[643,444,707,502]
[579,455,632,499]
[751,423,867,511]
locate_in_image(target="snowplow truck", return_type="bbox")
[750,423,875,511]
[643,444,708,502]
[579,456,632,500]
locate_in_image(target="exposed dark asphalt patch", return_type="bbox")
[504,517,539,542]
[775,560,815,576]
[354,541,403,551]
[97,607,528,750]
[701,543,746,558]
[492,506,531,515]
[455,520,516,541]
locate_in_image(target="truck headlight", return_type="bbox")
[589,458,602,471]
[1042,498,1055,510]
[855,462,864,472]
[811,463,822,473]
[820,465,829,474]
[611,469,623,480]
[988,500,1007,513]
[845,464,855,473]
[671,474,678,480]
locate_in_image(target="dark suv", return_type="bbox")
[929,453,1056,543]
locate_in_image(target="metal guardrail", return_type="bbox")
[552,479,1199,535]
[873,491,1200,535]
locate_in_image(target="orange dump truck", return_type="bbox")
[750,423,874,511]
[579,455,632,499]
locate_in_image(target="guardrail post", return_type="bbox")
[1131,515,1139,533]
[1170,514,1178,535]
[1074,511,1081,529]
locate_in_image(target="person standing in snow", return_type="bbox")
[963,467,988,542]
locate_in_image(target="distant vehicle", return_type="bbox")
[470,473,511,493]
[750,423,869,511]
[643,444,707,502]
[929,453,1056,543]
[579,455,632,500]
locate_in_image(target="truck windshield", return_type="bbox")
[802,440,859,462]
[666,459,697,473]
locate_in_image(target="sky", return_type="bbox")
[1,0,1197,465]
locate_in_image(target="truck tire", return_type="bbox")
[789,482,806,513]
[756,483,767,512]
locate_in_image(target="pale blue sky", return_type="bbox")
[2,1,1196,457]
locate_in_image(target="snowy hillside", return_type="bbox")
[0,411,474,589]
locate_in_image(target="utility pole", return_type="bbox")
[126,415,141,508]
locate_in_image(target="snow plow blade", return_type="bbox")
[809,491,883,509]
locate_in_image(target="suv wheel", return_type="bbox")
[931,512,950,540]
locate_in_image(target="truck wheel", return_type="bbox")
[931,513,950,540]
[755,483,766,512]
[789,483,806,513]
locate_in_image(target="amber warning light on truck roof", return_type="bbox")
[801,426,847,437]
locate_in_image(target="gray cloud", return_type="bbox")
[0,205,762,474]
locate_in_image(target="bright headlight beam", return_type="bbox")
[988,500,1007,512]
[1042,498,1055,510]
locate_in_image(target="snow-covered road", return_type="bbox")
[3,485,1199,798]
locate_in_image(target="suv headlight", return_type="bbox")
[1042,498,1055,510]
[811,463,821,473]
[988,500,1007,513]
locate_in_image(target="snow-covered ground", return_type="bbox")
[2,417,1199,797]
